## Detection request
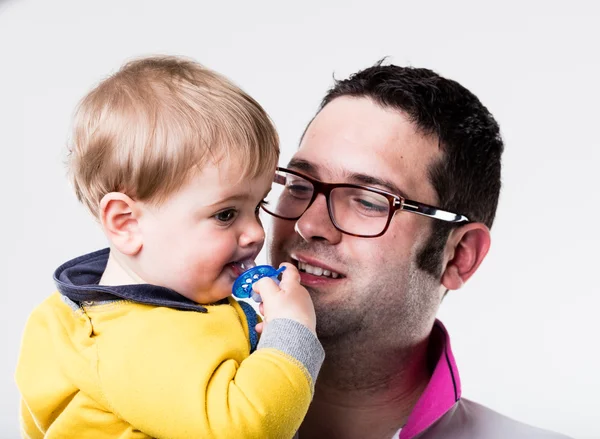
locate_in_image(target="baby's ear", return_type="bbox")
[99,193,143,255]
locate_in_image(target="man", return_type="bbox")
[263,62,570,438]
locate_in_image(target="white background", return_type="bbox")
[1,0,599,438]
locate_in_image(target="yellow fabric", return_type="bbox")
[16,293,312,438]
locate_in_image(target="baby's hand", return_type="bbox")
[252,263,316,335]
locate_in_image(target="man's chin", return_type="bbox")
[313,305,359,341]
[304,284,347,315]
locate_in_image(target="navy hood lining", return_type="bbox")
[54,248,208,313]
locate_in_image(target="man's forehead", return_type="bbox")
[305,97,413,147]
[294,97,440,200]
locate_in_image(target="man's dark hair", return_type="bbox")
[318,61,504,276]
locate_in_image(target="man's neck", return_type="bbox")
[299,335,431,439]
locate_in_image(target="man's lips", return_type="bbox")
[298,271,345,287]
[291,254,345,282]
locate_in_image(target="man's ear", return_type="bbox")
[99,192,143,256]
[441,222,491,291]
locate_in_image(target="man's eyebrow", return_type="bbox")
[287,158,408,198]
[347,173,408,199]
[287,158,318,174]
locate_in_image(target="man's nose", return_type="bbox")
[294,194,342,244]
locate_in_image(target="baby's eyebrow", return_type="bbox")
[207,193,250,207]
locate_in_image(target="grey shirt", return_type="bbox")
[300,321,571,439]
[411,398,571,439]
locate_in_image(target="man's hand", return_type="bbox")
[252,263,316,335]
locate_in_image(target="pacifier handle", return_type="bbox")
[232,265,287,302]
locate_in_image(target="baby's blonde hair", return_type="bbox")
[68,55,279,218]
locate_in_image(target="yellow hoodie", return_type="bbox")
[16,249,324,438]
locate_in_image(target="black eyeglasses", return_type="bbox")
[261,167,469,238]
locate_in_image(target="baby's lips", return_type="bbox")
[229,259,257,277]
[239,259,257,271]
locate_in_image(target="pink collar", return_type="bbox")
[400,320,461,439]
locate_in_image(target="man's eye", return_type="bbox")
[215,209,237,223]
[287,184,312,199]
[356,198,387,212]
[350,197,389,217]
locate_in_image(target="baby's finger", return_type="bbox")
[252,277,280,300]
[255,322,264,334]
[279,262,301,287]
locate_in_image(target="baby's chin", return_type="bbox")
[186,283,233,305]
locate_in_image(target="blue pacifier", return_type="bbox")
[232,265,286,302]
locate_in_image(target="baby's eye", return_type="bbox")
[255,199,268,215]
[214,209,238,224]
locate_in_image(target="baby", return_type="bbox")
[16,56,323,439]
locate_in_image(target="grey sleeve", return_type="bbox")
[256,318,325,385]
